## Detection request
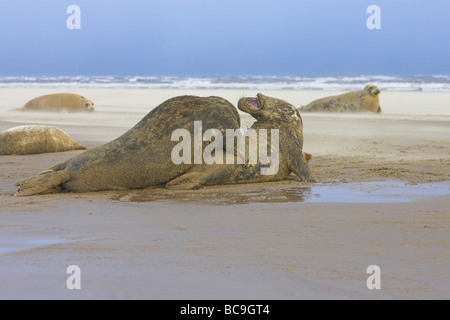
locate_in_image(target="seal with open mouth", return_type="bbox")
[165,93,316,189]
[300,84,381,113]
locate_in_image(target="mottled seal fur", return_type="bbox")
[15,96,240,196]
[19,93,94,112]
[15,94,315,196]
[165,93,316,189]
[300,84,381,113]
[0,126,86,156]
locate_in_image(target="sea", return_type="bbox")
[0,75,449,92]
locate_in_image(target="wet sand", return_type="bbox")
[0,88,449,299]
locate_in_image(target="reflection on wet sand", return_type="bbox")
[111,180,450,205]
[111,180,312,205]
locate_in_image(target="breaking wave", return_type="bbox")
[0,75,449,91]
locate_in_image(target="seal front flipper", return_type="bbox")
[165,165,234,190]
[165,166,218,190]
[15,171,72,197]
[38,162,67,175]
[165,171,208,190]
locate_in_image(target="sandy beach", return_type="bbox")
[0,88,449,299]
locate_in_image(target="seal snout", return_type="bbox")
[366,84,380,97]
[85,101,94,112]
[238,95,263,113]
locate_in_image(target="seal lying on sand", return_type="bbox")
[300,84,381,113]
[15,96,241,196]
[165,93,316,189]
[0,126,86,156]
[15,94,315,196]
[18,93,94,112]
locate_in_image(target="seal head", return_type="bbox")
[83,99,95,112]
[238,93,303,124]
[363,84,381,113]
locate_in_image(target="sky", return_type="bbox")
[0,0,449,77]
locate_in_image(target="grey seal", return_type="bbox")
[300,84,381,113]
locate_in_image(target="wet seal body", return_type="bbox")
[300,84,381,113]
[19,93,94,112]
[0,125,86,156]
[15,94,315,196]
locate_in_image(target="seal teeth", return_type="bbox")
[249,97,261,110]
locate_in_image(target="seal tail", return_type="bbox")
[15,171,71,197]
[74,142,87,151]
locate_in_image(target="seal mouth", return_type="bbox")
[238,94,265,113]
[249,97,262,111]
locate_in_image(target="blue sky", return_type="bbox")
[0,0,449,77]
